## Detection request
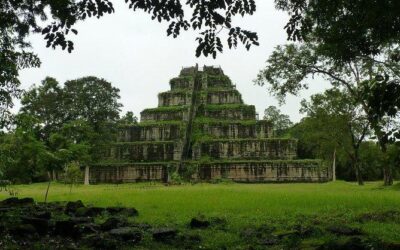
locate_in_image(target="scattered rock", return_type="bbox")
[0,197,34,207]
[100,217,127,231]
[293,224,319,237]
[0,198,145,249]
[0,207,12,213]
[76,206,105,217]
[132,223,152,231]
[190,217,210,229]
[70,217,94,224]
[33,211,51,220]
[262,236,279,246]
[21,216,49,235]
[86,207,105,217]
[109,227,142,242]
[83,234,119,249]
[317,237,369,250]
[106,207,138,217]
[10,224,38,238]
[73,223,100,237]
[152,228,178,242]
[0,197,18,206]
[75,207,90,217]
[382,241,400,250]
[18,197,35,206]
[55,220,77,237]
[106,207,124,214]
[65,200,84,215]
[326,225,363,236]
[358,210,400,223]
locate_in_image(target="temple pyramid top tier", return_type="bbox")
[145,65,248,122]
[169,65,235,91]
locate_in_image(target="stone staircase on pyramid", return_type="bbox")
[89,65,330,183]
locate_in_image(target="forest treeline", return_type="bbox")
[0,77,137,183]
[0,75,398,184]
[265,102,400,184]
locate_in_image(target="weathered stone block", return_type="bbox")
[206,90,243,104]
[158,91,192,106]
[194,139,297,160]
[140,107,189,121]
[118,123,183,142]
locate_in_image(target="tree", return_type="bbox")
[256,43,400,185]
[1,114,54,183]
[119,111,138,125]
[290,115,349,179]
[13,76,121,182]
[300,88,370,185]
[20,76,122,145]
[63,76,122,127]
[20,77,66,142]
[276,0,400,61]
[64,161,83,194]
[0,29,40,130]
[263,106,293,136]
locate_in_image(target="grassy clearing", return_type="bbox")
[1,181,400,248]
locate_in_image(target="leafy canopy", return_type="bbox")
[276,0,400,61]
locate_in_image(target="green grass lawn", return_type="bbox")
[1,181,400,249]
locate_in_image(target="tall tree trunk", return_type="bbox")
[351,156,364,185]
[379,139,393,186]
[383,168,393,186]
[332,148,336,181]
[354,162,364,185]
[370,123,393,186]
[52,169,57,181]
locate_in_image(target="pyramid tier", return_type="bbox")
[158,90,192,106]
[105,141,181,162]
[193,139,297,160]
[197,104,256,120]
[193,120,273,139]
[169,76,194,90]
[204,89,243,105]
[118,122,184,142]
[196,159,328,182]
[89,162,173,183]
[202,74,233,89]
[169,72,232,91]
[90,159,328,183]
[141,106,189,121]
[158,88,243,107]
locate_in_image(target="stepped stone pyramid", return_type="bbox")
[90,65,330,183]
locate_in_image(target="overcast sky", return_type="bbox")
[18,1,330,123]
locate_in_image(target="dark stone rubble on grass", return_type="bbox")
[0,197,148,249]
[1,197,400,249]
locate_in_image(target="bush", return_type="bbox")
[64,161,83,193]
